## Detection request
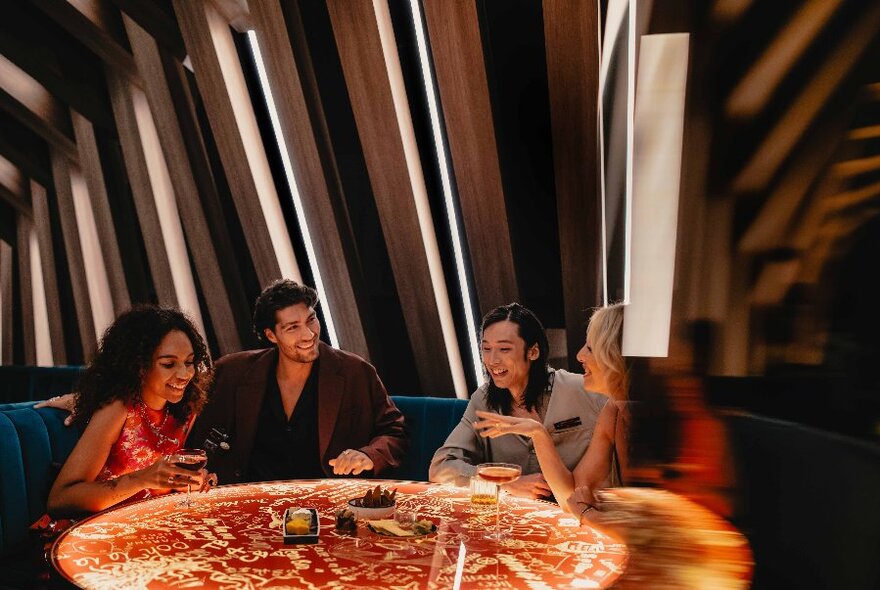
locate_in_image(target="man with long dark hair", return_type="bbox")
[429,303,606,499]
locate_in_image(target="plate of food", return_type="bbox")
[366,515,438,538]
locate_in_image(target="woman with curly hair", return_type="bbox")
[472,304,629,510]
[47,306,215,515]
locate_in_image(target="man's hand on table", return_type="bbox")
[503,472,553,500]
[328,449,374,475]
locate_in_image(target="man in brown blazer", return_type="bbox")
[187,279,407,484]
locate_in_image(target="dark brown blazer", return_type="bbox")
[187,342,407,484]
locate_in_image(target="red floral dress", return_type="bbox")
[96,401,194,503]
[30,402,194,569]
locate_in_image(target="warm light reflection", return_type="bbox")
[70,166,114,339]
[53,480,628,589]
[246,31,340,349]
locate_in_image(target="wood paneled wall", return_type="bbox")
[0,0,626,395]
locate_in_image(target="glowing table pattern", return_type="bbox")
[52,479,627,589]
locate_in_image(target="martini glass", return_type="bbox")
[170,448,207,507]
[475,462,522,541]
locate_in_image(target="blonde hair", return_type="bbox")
[586,303,628,398]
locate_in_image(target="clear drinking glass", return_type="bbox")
[470,475,498,506]
[475,462,521,541]
[170,448,207,507]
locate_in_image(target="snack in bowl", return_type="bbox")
[286,510,311,535]
[283,507,319,544]
[347,485,397,519]
[335,508,357,532]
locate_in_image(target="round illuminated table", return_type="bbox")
[52,479,627,589]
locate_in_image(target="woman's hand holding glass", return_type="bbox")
[135,454,210,493]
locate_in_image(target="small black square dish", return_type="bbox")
[282,507,319,544]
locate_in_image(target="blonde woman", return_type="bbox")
[474,304,629,512]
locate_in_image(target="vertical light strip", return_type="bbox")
[373,0,468,398]
[246,31,340,349]
[597,4,609,306]
[452,542,467,590]
[623,0,636,304]
[132,86,206,336]
[408,0,483,387]
[29,228,52,366]
[70,167,115,339]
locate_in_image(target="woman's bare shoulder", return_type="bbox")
[85,399,129,430]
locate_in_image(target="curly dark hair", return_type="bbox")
[73,306,214,428]
[252,279,319,345]
[481,303,550,414]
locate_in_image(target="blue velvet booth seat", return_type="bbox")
[386,396,468,482]
[0,367,468,558]
[0,402,81,557]
[725,412,880,590]
[0,366,86,405]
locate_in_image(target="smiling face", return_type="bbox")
[140,329,196,410]
[481,320,539,398]
[265,303,321,364]
[576,305,626,398]
[576,333,612,395]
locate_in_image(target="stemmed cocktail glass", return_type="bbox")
[475,462,522,541]
[171,448,207,507]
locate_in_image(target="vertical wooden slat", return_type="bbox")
[28,222,53,365]
[0,153,31,216]
[71,110,131,312]
[422,0,519,312]
[106,71,177,308]
[124,15,241,354]
[69,164,115,340]
[543,0,604,367]
[15,212,36,365]
[249,0,370,359]
[0,55,78,161]
[30,0,138,80]
[31,180,67,364]
[326,0,458,394]
[0,240,13,364]
[172,0,300,287]
[52,151,97,359]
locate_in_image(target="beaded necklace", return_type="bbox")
[138,400,180,447]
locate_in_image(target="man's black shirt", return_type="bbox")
[247,359,324,481]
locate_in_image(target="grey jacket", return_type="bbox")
[428,369,607,488]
